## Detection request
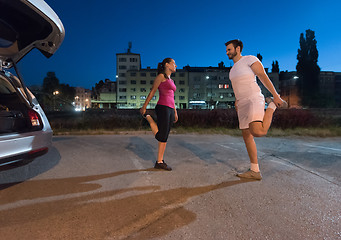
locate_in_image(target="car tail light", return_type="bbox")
[28,147,48,158]
[28,109,41,127]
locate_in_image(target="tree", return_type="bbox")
[296,29,320,107]
[42,72,59,94]
[256,53,263,62]
[92,80,105,99]
[58,83,76,111]
[41,72,75,111]
[271,61,279,73]
[41,72,60,111]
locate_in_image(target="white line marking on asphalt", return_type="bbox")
[215,143,238,151]
[129,156,153,183]
[270,156,339,186]
[130,155,145,169]
[302,144,341,152]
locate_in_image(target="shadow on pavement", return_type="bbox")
[0,146,61,189]
[0,167,254,240]
[126,136,157,162]
[0,168,155,203]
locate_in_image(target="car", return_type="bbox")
[0,0,65,166]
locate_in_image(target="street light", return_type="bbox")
[53,90,59,111]
[206,75,214,109]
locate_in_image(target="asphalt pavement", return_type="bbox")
[0,134,340,240]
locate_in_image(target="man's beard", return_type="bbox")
[228,51,237,60]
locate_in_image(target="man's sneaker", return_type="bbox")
[265,97,288,109]
[154,160,172,171]
[236,169,262,180]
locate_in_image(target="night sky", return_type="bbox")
[17,0,341,89]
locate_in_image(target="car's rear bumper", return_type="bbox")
[0,129,52,166]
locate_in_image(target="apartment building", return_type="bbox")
[258,69,280,98]
[125,67,189,109]
[279,71,341,107]
[91,79,117,109]
[319,71,341,107]
[116,43,141,108]
[113,44,288,109]
[186,62,235,109]
[74,87,91,111]
[279,71,300,108]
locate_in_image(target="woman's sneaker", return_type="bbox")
[154,160,172,171]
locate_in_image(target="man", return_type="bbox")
[225,39,287,180]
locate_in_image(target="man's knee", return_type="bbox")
[249,128,266,137]
[249,122,267,137]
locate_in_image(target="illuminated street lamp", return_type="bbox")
[206,76,214,109]
[53,90,59,111]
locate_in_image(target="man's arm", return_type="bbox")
[251,61,283,106]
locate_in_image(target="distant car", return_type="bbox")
[0,0,65,166]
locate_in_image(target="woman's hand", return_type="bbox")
[140,107,146,116]
[174,111,178,123]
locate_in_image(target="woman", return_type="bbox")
[140,58,178,171]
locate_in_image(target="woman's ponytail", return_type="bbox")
[157,58,173,79]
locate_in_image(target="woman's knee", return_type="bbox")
[155,132,168,142]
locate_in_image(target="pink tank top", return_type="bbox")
[157,78,176,108]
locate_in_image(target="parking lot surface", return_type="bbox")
[0,134,340,239]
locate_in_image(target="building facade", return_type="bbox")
[125,68,189,109]
[279,71,341,108]
[186,62,235,109]
[112,44,341,109]
[74,87,91,111]
[91,79,117,109]
[116,43,141,108]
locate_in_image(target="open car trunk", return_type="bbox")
[0,72,43,134]
[0,0,65,65]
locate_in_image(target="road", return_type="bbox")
[0,134,340,240]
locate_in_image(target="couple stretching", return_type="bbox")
[140,39,287,180]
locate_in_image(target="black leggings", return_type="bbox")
[155,104,175,142]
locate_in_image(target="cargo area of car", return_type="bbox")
[0,94,29,134]
[0,74,41,134]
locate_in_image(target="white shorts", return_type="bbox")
[237,94,265,130]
